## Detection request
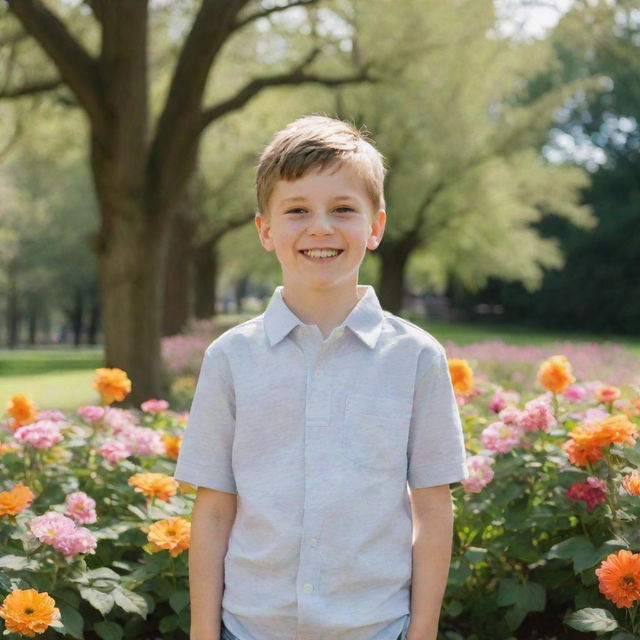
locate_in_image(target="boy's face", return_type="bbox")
[255,162,386,296]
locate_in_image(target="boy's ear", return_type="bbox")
[255,212,275,252]
[367,209,386,251]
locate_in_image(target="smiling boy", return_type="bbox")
[174,115,468,640]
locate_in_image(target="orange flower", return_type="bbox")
[6,394,37,431]
[570,415,637,449]
[562,438,604,467]
[597,385,621,404]
[93,368,132,405]
[622,472,640,497]
[537,355,575,393]
[128,472,178,502]
[163,435,182,460]
[595,550,640,608]
[0,483,36,516]
[0,588,61,637]
[147,516,191,557]
[448,359,474,395]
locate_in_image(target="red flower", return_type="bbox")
[566,477,607,513]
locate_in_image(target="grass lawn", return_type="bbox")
[1,319,638,413]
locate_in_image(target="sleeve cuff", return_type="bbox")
[408,459,469,489]
[173,458,237,494]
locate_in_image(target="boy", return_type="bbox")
[173,115,468,640]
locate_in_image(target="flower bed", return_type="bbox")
[0,352,639,639]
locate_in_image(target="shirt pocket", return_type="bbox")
[342,392,412,472]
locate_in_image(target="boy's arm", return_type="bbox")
[407,484,454,640]
[189,486,237,640]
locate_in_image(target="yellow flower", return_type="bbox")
[0,588,61,637]
[93,368,132,405]
[147,517,191,557]
[537,355,575,393]
[128,472,178,502]
[6,394,38,431]
[0,484,36,516]
[622,471,640,497]
[447,359,474,395]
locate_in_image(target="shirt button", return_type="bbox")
[315,370,323,378]
[309,538,318,547]
[303,583,314,593]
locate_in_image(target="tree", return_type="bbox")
[1,0,371,403]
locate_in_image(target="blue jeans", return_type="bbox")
[221,616,410,640]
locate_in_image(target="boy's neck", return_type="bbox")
[281,283,364,339]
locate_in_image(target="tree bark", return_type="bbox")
[375,240,413,315]
[193,238,218,319]
[6,260,20,347]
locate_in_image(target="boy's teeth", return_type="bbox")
[302,249,340,258]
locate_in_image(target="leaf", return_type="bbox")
[113,588,148,619]
[546,536,606,573]
[464,547,487,565]
[94,621,124,640]
[58,606,84,640]
[159,615,179,633]
[0,554,40,571]
[565,608,618,633]
[169,589,190,614]
[497,579,518,607]
[612,633,637,640]
[497,579,545,612]
[84,568,121,582]
[505,606,526,631]
[79,587,115,615]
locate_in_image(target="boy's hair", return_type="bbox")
[256,114,386,218]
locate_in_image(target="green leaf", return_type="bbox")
[612,633,637,640]
[159,615,179,633]
[113,588,148,619]
[58,606,84,640]
[505,606,526,631]
[84,568,121,582]
[94,621,123,640]
[464,547,487,565]
[547,536,606,572]
[0,554,40,571]
[497,579,518,607]
[515,582,545,613]
[565,608,618,633]
[169,589,190,614]
[79,587,115,615]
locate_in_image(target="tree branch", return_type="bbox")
[4,0,102,123]
[232,0,321,33]
[200,47,374,131]
[0,76,63,98]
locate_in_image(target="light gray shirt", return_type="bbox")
[174,284,468,640]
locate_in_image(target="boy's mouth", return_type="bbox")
[299,249,343,260]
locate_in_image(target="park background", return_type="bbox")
[0,1,639,639]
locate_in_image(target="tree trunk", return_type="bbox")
[71,286,84,346]
[97,210,171,406]
[376,242,412,315]
[27,295,37,345]
[87,283,101,345]
[163,208,197,336]
[6,261,20,348]
[193,239,218,319]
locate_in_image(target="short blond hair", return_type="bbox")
[256,114,386,218]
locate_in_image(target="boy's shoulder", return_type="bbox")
[381,309,446,354]
[202,313,268,357]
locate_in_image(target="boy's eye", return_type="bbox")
[335,207,355,214]
[285,208,306,214]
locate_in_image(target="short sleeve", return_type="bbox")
[407,348,468,489]
[173,342,237,493]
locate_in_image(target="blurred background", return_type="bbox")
[0,0,638,410]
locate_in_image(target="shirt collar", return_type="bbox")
[263,285,384,350]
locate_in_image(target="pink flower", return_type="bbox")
[565,477,607,513]
[481,421,522,453]
[36,410,67,422]
[55,527,97,560]
[562,385,587,403]
[98,439,132,463]
[30,512,77,545]
[461,455,495,493]
[140,398,169,413]
[499,407,523,426]
[121,426,165,456]
[489,390,520,413]
[65,492,97,525]
[519,397,556,433]
[103,407,137,431]
[29,512,97,560]
[77,405,106,422]
[14,420,64,450]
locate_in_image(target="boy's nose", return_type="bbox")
[307,211,334,234]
